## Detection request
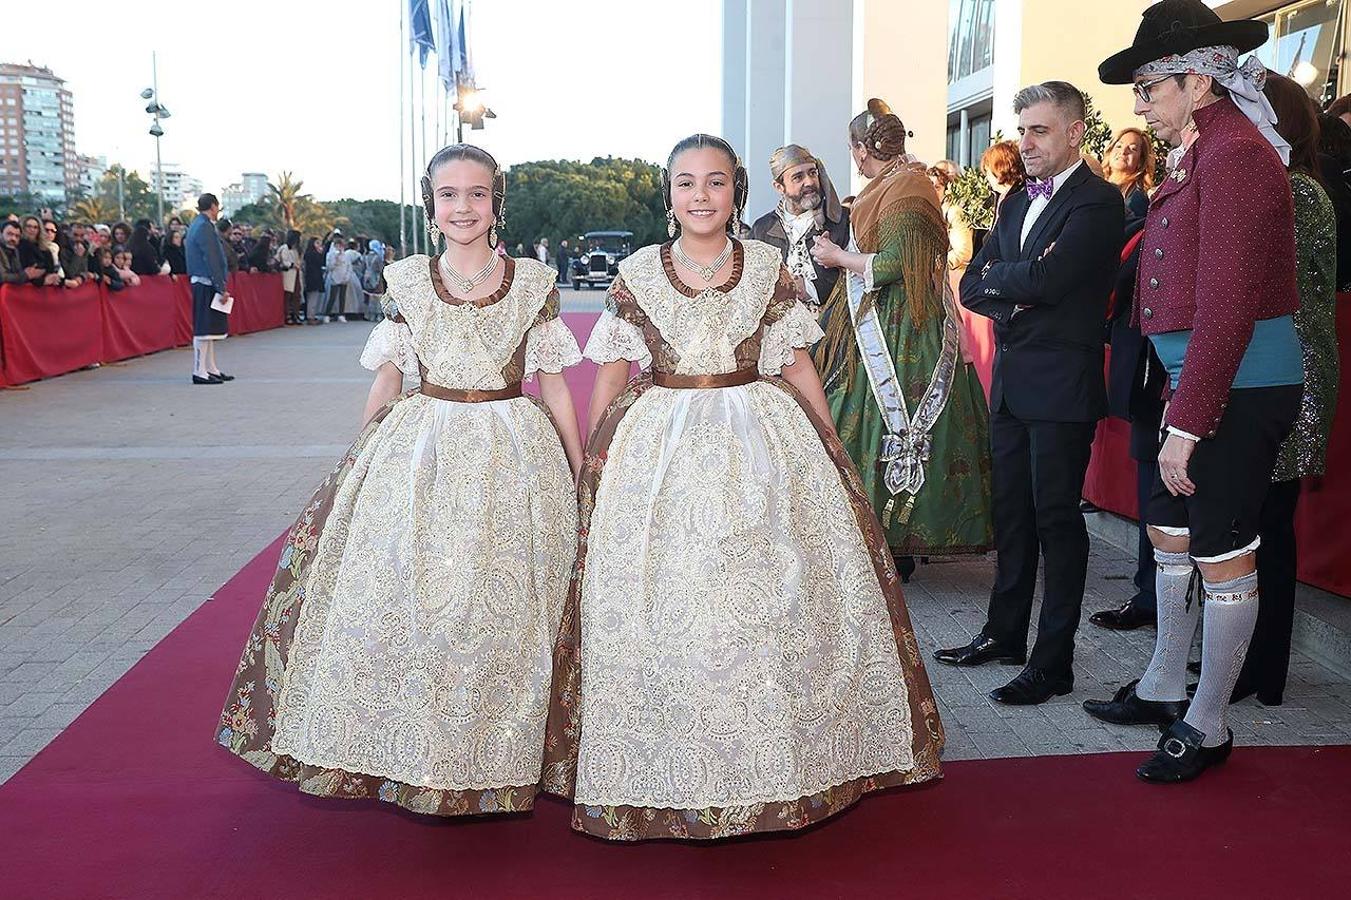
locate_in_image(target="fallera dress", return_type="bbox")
[217,254,581,816]
[541,239,944,840]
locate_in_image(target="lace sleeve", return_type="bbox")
[582,276,652,369]
[524,317,582,381]
[759,299,825,375]
[359,318,419,376]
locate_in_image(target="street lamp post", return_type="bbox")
[142,52,171,225]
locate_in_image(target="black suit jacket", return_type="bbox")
[750,206,851,302]
[961,164,1125,423]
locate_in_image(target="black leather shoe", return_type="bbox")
[989,667,1073,705]
[211,371,235,382]
[1136,719,1233,784]
[933,634,1026,668]
[1083,679,1187,727]
[192,374,223,385]
[1089,599,1155,631]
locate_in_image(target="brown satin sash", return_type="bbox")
[419,381,523,402]
[651,368,759,389]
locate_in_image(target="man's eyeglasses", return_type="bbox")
[1133,74,1174,104]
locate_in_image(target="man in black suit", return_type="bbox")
[1088,212,1168,631]
[936,81,1125,704]
[750,144,850,308]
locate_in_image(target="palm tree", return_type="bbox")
[69,196,117,225]
[266,172,347,237]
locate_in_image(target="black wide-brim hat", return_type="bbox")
[1099,0,1268,84]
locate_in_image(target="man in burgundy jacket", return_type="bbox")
[1085,0,1303,784]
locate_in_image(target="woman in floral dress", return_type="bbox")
[217,144,584,817]
[541,134,943,841]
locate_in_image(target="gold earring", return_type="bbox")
[666,209,677,238]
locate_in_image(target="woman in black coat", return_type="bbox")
[129,221,163,276]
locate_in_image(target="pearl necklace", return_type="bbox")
[439,251,499,295]
[672,237,734,283]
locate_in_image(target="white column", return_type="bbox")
[959,107,970,167]
[850,0,949,193]
[782,0,854,220]
[721,0,749,154]
[743,0,787,221]
[991,0,1025,141]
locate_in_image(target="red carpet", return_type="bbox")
[2,537,1349,899]
[3,321,1349,898]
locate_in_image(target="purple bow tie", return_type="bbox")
[1027,178,1054,202]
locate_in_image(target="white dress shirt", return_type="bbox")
[1019,158,1083,251]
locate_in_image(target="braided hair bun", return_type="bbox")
[849,98,913,162]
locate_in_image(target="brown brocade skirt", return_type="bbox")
[540,373,945,841]
[216,390,570,817]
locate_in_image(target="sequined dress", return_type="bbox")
[216,254,581,816]
[541,240,943,840]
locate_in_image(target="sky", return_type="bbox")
[1,0,724,202]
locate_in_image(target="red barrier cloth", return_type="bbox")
[227,272,285,335]
[174,278,192,345]
[101,275,184,362]
[0,281,104,385]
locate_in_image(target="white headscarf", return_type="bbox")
[1135,45,1291,166]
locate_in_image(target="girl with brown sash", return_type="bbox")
[541,134,944,840]
[216,144,585,817]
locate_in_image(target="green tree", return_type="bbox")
[328,199,419,247]
[93,165,157,223]
[0,191,46,219]
[496,157,667,252]
[1080,92,1115,162]
[69,196,117,224]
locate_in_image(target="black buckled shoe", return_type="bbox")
[989,667,1073,705]
[1089,599,1155,631]
[1136,719,1234,784]
[211,371,235,382]
[192,374,223,385]
[1083,679,1187,727]
[933,634,1026,668]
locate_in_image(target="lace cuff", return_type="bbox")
[583,309,652,370]
[862,253,880,292]
[359,318,419,376]
[759,300,825,375]
[524,316,582,381]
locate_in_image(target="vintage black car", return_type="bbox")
[570,230,633,290]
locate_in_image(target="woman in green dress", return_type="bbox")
[812,99,993,579]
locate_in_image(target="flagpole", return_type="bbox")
[398,0,407,258]
[420,62,428,248]
[410,36,420,256]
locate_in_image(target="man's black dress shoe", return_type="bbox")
[1083,679,1187,727]
[192,374,223,385]
[1136,719,1233,784]
[1079,499,1101,513]
[989,667,1073,705]
[894,555,916,583]
[1089,599,1155,631]
[933,634,1026,668]
[210,371,235,382]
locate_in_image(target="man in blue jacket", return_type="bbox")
[185,193,233,384]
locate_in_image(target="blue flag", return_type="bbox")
[438,0,459,91]
[409,0,435,67]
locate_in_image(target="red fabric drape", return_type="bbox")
[0,274,285,386]
[101,275,185,363]
[0,281,105,385]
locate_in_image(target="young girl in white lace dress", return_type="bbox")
[541,134,944,840]
[218,144,584,817]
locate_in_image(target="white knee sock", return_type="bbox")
[1185,571,1259,747]
[1135,549,1198,702]
[205,340,220,375]
[192,338,208,378]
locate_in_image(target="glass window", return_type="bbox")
[947,0,996,84]
[1251,0,1343,102]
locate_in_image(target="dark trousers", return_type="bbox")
[1241,478,1302,702]
[1129,406,1163,612]
[557,261,569,284]
[984,404,1098,677]
[321,282,346,317]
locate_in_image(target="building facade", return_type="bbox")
[221,172,269,216]
[725,0,1348,214]
[152,164,205,211]
[0,63,78,204]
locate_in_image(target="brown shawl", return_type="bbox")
[816,161,949,385]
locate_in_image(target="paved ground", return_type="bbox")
[2,314,1349,784]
